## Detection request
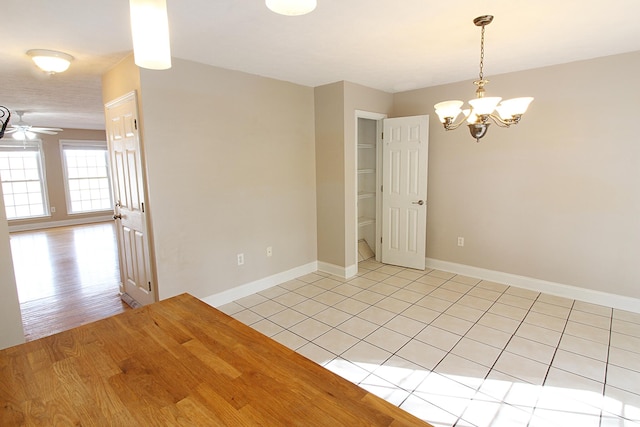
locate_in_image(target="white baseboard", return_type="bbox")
[201,261,318,308]
[317,261,358,279]
[8,215,113,232]
[426,258,640,314]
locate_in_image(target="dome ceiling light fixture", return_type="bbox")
[27,49,74,74]
[434,15,534,142]
[266,0,317,16]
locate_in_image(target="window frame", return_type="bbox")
[0,139,50,220]
[59,139,113,215]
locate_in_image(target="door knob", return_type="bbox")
[113,214,122,220]
[412,200,425,206]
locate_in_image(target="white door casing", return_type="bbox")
[381,115,429,270]
[105,92,156,306]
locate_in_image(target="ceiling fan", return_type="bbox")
[4,111,63,140]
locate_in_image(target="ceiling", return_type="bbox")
[2,0,639,131]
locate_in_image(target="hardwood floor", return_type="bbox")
[10,222,130,341]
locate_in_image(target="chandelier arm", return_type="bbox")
[487,114,511,128]
[442,116,470,131]
[487,113,523,128]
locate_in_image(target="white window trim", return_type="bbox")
[59,139,113,215]
[0,139,51,220]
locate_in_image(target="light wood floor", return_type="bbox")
[10,222,130,341]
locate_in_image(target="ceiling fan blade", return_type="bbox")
[4,128,18,134]
[32,129,60,135]
[31,127,63,132]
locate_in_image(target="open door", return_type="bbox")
[381,115,429,270]
[105,92,156,306]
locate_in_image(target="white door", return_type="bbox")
[381,115,429,270]
[105,92,156,306]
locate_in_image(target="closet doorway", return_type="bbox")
[356,111,385,265]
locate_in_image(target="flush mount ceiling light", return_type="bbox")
[266,0,317,16]
[130,0,172,70]
[434,15,533,142]
[27,49,74,74]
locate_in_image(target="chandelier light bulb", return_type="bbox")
[434,100,463,123]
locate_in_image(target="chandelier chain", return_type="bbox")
[479,24,485,81]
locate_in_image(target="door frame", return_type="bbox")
[354,110,386,274]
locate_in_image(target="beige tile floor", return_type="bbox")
[219,259,640,427]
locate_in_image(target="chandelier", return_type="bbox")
[434,15,533,142]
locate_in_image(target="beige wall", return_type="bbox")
[138,58,317,300]
[393,51,640,298]
[314,82,393,270]
[314,82,346,267]
[102,55,142,107]
[7,128,109,230]
[0,182,24,349]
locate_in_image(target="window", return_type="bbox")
[61,141,113,214]
[0,141,49,219]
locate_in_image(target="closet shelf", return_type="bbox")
[357,168,375,175]
[358,192,375,200]
[357,143,375,149]
[358,217,375,227]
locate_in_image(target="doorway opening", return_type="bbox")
[10,222,128,341]
[355,111,385,271]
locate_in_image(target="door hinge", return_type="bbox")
[381,132,384,140]
[381,185,383,193]
[148,282,152,291]
[380,237,383,244]
[141,202,145,213]
[134,119,138,130]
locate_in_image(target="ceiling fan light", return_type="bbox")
[130,0,172,70]
[12,130,36,141]
[27,49,73,74]
[266,0,317,16]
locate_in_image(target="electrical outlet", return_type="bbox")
[266,246,272,257]
[457,237,464,247]
[50,206,56,213]
[237,253,244,265]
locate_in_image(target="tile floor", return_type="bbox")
[219,259,640,427]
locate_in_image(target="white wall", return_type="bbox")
[393,51,640,299]
[0,183,25,349]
